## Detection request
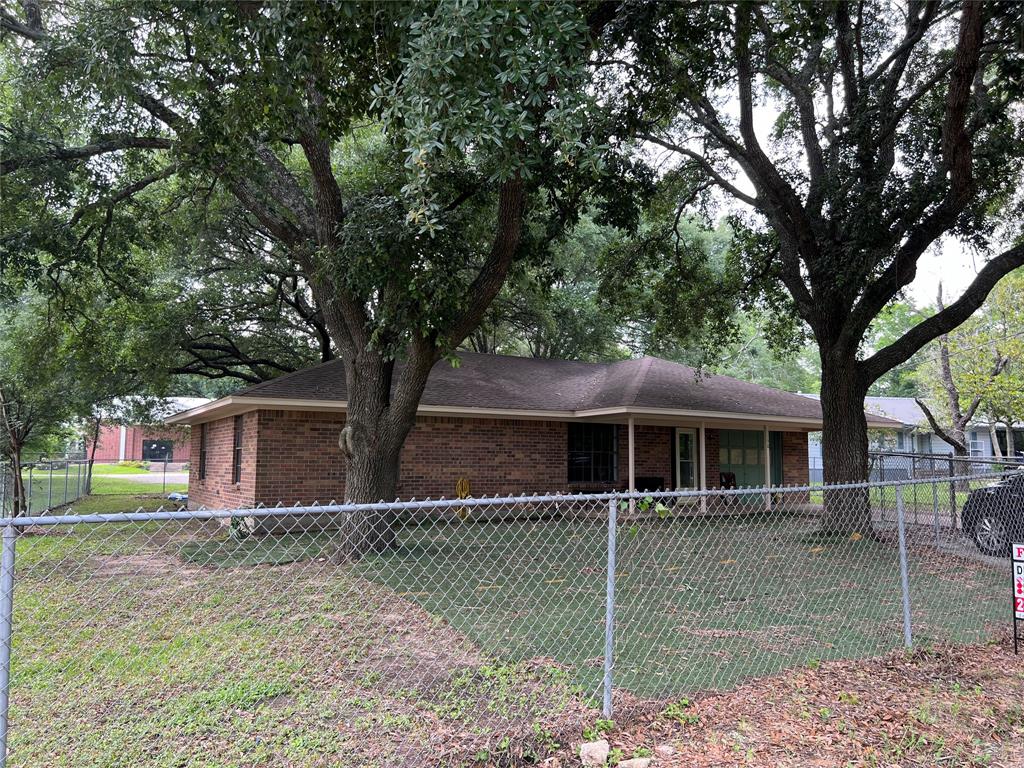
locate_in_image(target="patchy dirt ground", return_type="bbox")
[11,523,599,768]
[548,638,1024,768]
[11,508,1021,768]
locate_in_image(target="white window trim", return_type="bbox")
[675,427,700,491]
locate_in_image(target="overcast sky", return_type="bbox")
[908,239,985,308]
[646,94,1006,315]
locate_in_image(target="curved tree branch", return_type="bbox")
[0,135,173,175]
[862,243,1024,382]
[915,397,966,453]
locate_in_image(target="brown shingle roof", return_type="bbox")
[222,352,896,426]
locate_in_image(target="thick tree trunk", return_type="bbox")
[819,355,873,534]
[337,435,405,557]
[333,347,437,559]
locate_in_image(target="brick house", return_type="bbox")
[168,353,895,508]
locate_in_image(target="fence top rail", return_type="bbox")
[3,459,92,469]
[0,470,1014,528]
[869,450,1023,463]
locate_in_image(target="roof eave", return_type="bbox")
[167,395,869,430]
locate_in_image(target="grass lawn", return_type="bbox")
[354,513,1007,698]
[90,464,153,475]
[809,483,976,511]
[8,496,594,768]
[88,475,188,496]
[9,471,187,516]
[7,500,1009,767]
[69,494,182,515]
[179,509,1007,699]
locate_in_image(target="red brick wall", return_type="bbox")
[608,424,674,493]
[127,426,192,463]
[401,416,568,498]
[90,426,123,463]
[781,431,810,486]
[254,410,347,503]
[250,413,572,500]
[185,410,811,508]
[704,428,722,488]
[187,413,257,508]
[90,425,192,463]
[250,415,679,502]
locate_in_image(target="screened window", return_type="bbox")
[568,423,617,483]
[198,423,208,480]
[231,416,243,484]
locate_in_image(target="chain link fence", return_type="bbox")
[870,450,1024,482]
[0,471,1018,766]
[0,460,90,518]
[0,460,185,519]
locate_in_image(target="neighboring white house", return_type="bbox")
[802,395,1023,482]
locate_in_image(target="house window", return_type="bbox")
[568,423,617,483]
[231,415,243,484]
[198,423,208,480]
[675,428,700,489]
[142,440,174,462]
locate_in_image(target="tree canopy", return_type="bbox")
[1,0,641,529]
[601,0,1024,522]
[914,270,1024,454]
[3,0,1024,529]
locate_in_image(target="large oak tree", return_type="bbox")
[606,0,1024,529]
[1,1,630,549]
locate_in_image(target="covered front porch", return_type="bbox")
[568,410,815,505]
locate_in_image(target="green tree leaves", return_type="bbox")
[382,1,598,230]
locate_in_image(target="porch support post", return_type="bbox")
[763,425,771,510]
[627,416,635,514]
[699,422,707,515]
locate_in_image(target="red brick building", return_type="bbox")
[168,354,895,508]
[91,424,191,464]
[90,398,211,465]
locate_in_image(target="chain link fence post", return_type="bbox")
[911,455,918,524]
[603,495,617,718]
[0,523,17,767]
[947,454,957,530]
[932,475,940,549]
[873,454,883,521]
[896,484,913,649]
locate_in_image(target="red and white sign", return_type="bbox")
[1014,543,1024,620]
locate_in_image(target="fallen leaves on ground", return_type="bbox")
[549,636,1024,768]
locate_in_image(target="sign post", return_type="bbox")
[1013,543,1024,655]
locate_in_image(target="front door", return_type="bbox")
[718,429,766,491]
